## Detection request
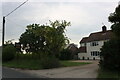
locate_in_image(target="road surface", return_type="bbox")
[12,60,99,78]
[2,67,46,78]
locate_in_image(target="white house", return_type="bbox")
[78,26,113,60]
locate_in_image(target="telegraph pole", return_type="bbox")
[2,16,5,47]
[2,0,28,47]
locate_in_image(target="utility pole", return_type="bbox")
[2,16,5,47]
[2,0,28,47]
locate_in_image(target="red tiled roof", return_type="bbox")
[80,37,88,43]
[67,43,78,51]
[78,46,87,53]
[80,30,113,43]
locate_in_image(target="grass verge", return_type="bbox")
[60,60,91,67]
[3,59,91,70]
[3,59,42,70]
[97,68,120,78]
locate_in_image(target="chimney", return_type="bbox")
[102,25,107,32]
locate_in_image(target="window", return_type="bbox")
[81,43,86,47]
[84,43,86,46]
[90,41,99,46]
[91,51,100,56]
[97,52,100,56]
[91,52,93,56]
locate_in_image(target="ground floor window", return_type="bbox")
[91,51,100,56]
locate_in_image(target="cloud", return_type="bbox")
[0,1,119,46]
[2,0,120,2]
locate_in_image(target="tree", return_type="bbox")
[44,20,70,57]
[100,4,120,71]
[108,4,120,38]
[19,20,70,58]
[100,39,120,70]
[59,49,72,60]
[19,24,40,53]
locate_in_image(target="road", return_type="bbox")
[15,60,99,78]
[2,60,99,79]
[2,67,46,78]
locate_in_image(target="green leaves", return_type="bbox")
[108,5,120,23]
[19,20,70,57]
[100,3,120,71]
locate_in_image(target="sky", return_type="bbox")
[0,0,120,47]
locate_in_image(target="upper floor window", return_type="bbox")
[90,41,99,46]
[81,43,86,47]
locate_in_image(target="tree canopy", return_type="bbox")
[100,4,120,71]
[19,20,70,57]
[108,4,120,38]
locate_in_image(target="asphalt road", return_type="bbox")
[19,60,99,78]
[2,60,99,79]
[2,67,46,78]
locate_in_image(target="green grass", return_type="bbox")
[60,60,91,67]
[97,69,120,78]
[3,59,42,70]
[3,59,91,70]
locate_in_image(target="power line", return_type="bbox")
[5,0,28,17]
[2,0,28,47]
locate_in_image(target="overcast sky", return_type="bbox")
[1,0,119,47]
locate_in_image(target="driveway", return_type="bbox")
[11,60,99,78]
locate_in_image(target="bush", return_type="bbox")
[40,55,60,69]
[99,39,120,71]
[59,49,72,60]
[2,45,16,62]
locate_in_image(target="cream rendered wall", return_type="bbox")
[78,53,87,59]
[86,40,106,59]
[78,40,108,60]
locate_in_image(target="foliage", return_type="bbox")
[108,4,120,38]
[3,58,91,70]
[19,20,70,57]
[99,4,120,71]
[2,45,16,62]
[3,59,42,70]
[40,56,60,69]
[5,39,14,45]
[99,39,120,71]
[97,69,120,78]
[59,49,72,60]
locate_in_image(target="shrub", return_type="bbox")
[2,45,16,62]
[59,49,72,60]
[99,39,120,71]
[40,55,60,69]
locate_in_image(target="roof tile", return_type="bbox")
[80,30,112,43]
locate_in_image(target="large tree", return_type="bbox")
[108,3,120,38]
[19,20,70,57]
[100,3,120,71]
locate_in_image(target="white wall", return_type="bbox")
[78,40,108,60]
[78,53,87,60]
[87,40,106,59]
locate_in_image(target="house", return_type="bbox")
[78,25,113,60]
[66,43,79,59]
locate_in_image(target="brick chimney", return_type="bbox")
[102,25,107,32]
